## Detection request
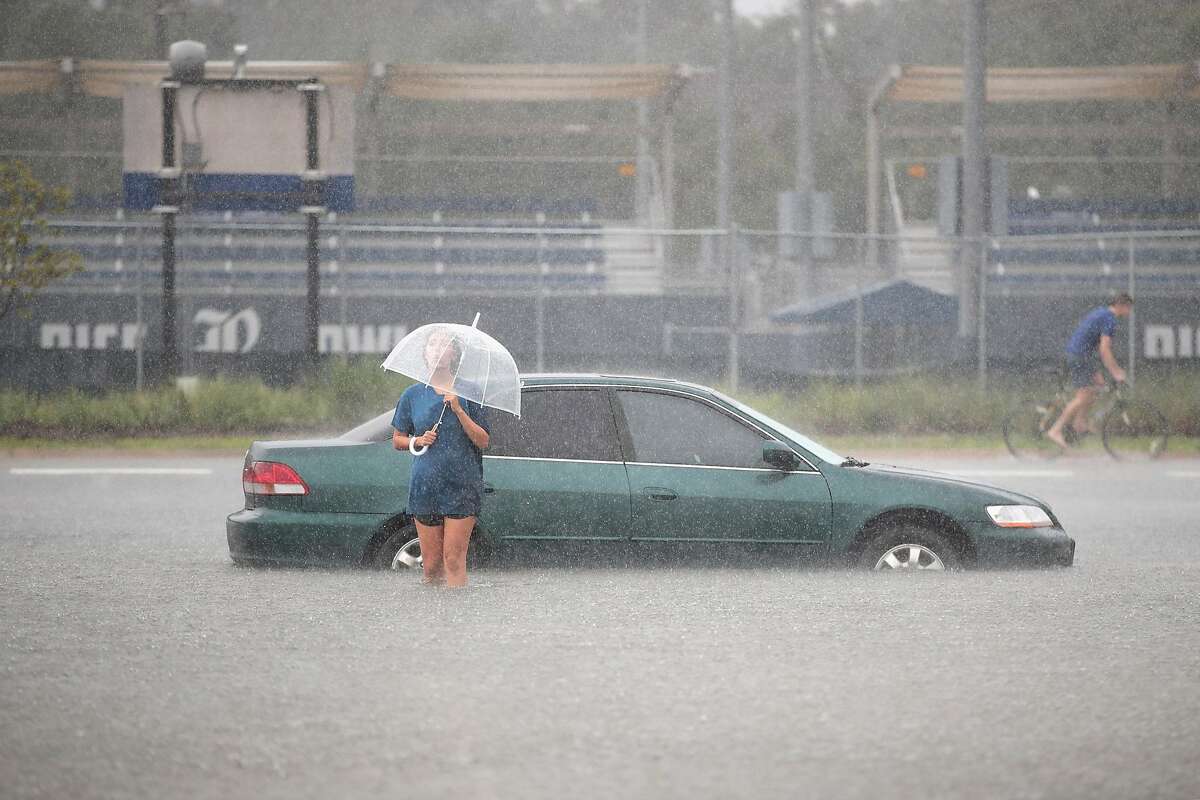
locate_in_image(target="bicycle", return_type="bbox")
[1002,376,1169,461]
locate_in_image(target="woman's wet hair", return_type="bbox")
[425,331,463,370]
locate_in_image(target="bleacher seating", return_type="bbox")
[40,194,666,295]
[987,198,1200,294]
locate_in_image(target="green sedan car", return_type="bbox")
[227,374,1074,571]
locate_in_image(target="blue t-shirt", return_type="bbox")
[1066,307,1118,358]
[392,383,490,516]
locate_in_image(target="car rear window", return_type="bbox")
[488,389,622,462]
[616,390,768,469]
[341,410,395,443]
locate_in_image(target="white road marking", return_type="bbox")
[9,467,213,476]
[947,469,1075,478]
[1167,471,1200,479]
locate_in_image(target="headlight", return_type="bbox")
[986,505,1053,528]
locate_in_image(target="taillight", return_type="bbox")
[242,461,310,496]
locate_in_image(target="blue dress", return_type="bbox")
[392,383,490,516]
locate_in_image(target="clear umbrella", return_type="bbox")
[380,313,521,455]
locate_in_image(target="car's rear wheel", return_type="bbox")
[372,524,422,571]
[370,523,493,571]
[859,525,962,571]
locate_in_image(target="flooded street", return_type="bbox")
[3,454,1200,799]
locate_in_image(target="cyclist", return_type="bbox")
[1046,292,1133,449]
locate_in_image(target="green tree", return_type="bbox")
[0,161,83,323]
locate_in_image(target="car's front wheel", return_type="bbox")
[858,525,962,571]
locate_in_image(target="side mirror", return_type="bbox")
[762,441,799,470]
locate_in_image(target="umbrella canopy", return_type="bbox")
[381,317,521,418]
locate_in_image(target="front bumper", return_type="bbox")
[226,507,388,567]
[971,523,1075,567]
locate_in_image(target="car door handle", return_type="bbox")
[483,483,495,494]
[642,487,677,502]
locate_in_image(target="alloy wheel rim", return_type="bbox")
[873,544,946,571]
[391,538,423,571]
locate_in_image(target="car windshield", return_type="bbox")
[709,390,844,465]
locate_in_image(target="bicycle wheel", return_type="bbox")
[1003,400,1064,460]
[1102,400,1169,460]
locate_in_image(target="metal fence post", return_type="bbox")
[854,236,864,389]
[728,225,740,392]
[134,219,146,393]
[1127,234,1136,385]
[977,236,988,391]
[337,217,348,361]
[536,232,546,372]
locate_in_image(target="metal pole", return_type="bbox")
[636,0,650,226]
[716,0,734,234]
[662,110,675,230]
[718,0,736,390]
[854,237,864,388]
[977,237,988,390]
[1127,234,1136,385]
[536,235,546,372]
[794,0,814,295]
[864,67,900,271]
[134,220,146,392]
[154,0,169,59]
[301,83,324,366]
[158,80,180,383]
[337,217,348,360]
[958,0,987,338]
[729,225,740,391]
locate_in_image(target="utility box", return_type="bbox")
[777,190,834,259]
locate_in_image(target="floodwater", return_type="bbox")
[2,455,1199,799]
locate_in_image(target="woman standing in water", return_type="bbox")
[391,331,490,587]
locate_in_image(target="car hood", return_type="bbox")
[861,462,1051,508]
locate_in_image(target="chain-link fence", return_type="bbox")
[8,218,1200,392]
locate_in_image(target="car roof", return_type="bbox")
[518,373,716,394]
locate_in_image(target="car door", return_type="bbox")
[615,388,831,546]
[481,387,631,541]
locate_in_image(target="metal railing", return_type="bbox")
[16,217,1200,391]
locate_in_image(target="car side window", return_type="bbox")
[488,389,622,462]
[617,390,768,469]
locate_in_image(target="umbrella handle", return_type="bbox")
[408,419,443,457]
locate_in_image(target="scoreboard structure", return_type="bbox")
[119,45,357,377]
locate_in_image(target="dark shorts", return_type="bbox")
[1067,354,1100,389]
[413,513,472,526]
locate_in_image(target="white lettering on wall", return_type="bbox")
[193,308,261,353]
[39,313,404,355]
[1144,324,1199,360]
[40,323,147,350]
[319,324,407,354]
[41,324,71,348]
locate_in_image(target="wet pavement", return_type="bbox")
[2,454,1199,799]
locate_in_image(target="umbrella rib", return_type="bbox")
[481,345,492,405]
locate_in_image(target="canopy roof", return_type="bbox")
[885,63,1200,104]
[770,280,957,326]
[0,60,691,101]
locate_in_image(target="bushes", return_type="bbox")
[731,374,1200,439]
[1,367,1196,440]
[734,378,1013,436]
[0,360,412,438]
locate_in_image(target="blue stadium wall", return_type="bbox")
[3,291,1200,392]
